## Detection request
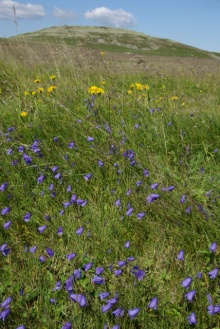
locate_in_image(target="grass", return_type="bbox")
[0,33,220,329]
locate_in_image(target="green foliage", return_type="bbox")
[0,44,220,329]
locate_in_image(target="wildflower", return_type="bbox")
[177,250,185,261]
[147,194,160,203]
[67,253,77,261]
[38,225,47,233]
[181,194,186,203]
[151,183,159,189]
[76,226,84,236]
[92,275,105,285]
[132,266,146,281]
[0,243,10,256]
[38,87,44,93]
[162,186,175,191]
[51,165,59,172]
[197,272,203,279]
[24,212,32,222]
[112,325,120,329]
[83,262,93,271]
[24,91,29,96]
[102,303,113,313]
[0,308,11,321]
[68,141,76,150]
[126,207,134,216]
[3,220,12,229]
[50,75,56,80]
[137,212,146,220]
[210,242,217,253]
[96,267,105,275]
[208,268,219,279]
[185,290,196,302]
[124,241,130,248]
[0,182,8,191]
[118,260,127,267]
[88,85,104,95]
[112,308,125,318]
[128,308,140,319]
[65,275,74,292]
[181,277,193,289]
[171,96,178,101]
[21,111,28,117]
[70,294,88,307]
[187,312,197,325]
[46,248,54,257]
[149,297,158,310]
[39,256,46,263]
[84,173,93,181]
[87,136,94,142]
[207,305,220,315]
[115,199,121,207]
[98,160,104,167]
[16,325,26,329]
[34,79,41,83]
[23,153,32,165]
[185,205,192,214]
[54,172,61,180]
[1,207,11,215]
[57,226,64,235]
[30,246,37,253]
[1,296,13,308]
[127,256,135,261]
[99,292,110,300]
[62,322,72,329]
[32,91,37,96]
[52,280,62,291]
[47,86,56,93]
[74,269,82,280]
[37,175,46,183]
[114,269,123,276]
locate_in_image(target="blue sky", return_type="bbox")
[0,0,220,52]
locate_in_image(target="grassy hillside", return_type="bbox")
[0,29,220,329]
[10,25,220,59]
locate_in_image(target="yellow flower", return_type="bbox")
[181,102,185,106]
[130,84,135,89]
[34,79,41,83]
[100,52,105,55]
[102,81,106,85]
[171,96,178,101]
[24,91,30,96]
[135,83,143,91]
[88,85,104,95]
[143,84,150,90]
[50,75,56,80]
[38,87,44,93]
[199,90,203,93]
[32,91,37,96]
[127,90,133,94]
[21,111,28,117]
[47,86,56,93]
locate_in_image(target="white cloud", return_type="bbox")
[84,7,137,29]
[0,0,45,20]
[53,6,76,20]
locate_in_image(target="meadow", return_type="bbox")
[0,35,220,329]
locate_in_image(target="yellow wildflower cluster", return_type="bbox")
[88,85,105,95]
[24,76,57,97]
[127,82,150,94]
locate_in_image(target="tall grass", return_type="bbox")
[0,38,220,329]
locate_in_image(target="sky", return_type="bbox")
[0,0,220,53]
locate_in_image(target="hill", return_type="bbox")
[9,25,220,59]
